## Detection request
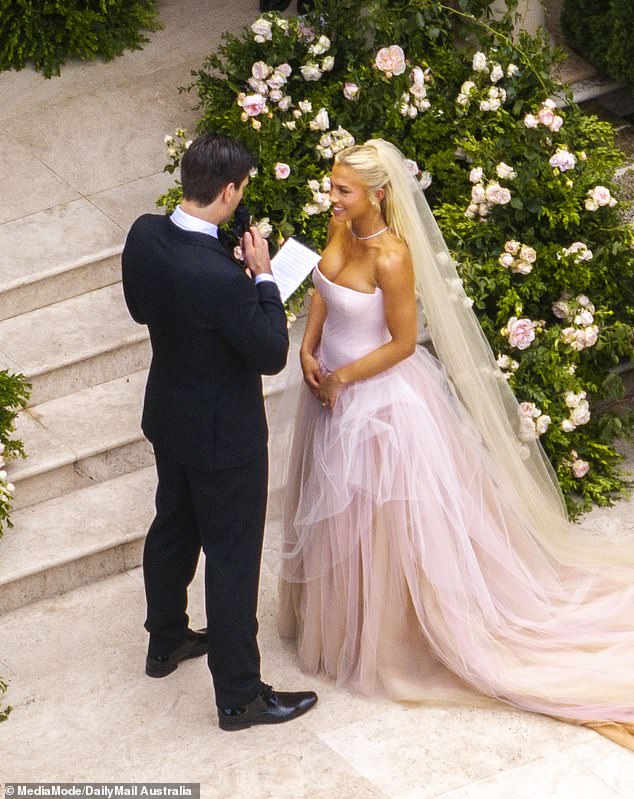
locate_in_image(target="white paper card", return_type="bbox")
[270,237,321,302]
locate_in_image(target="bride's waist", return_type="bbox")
[319,333,391,372]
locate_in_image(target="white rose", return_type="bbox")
[549,149,577,172]
[277,63,292,77]
[309,107,330,131]
[490,63,504,83]
[480,100,492,112]
[456,93,469,107]
[496,162,517,179]
[256,218,273,238]
[585,197,599,211]
[300,64,322,81]
[269,89,283,102]
[419,171,432,190]
[561,419,576,432]
[322,56,335,72]
[571,401,591,426]
[485,182,511,205]
[283,120,296,130]
[278,95,292,111]
[309,35,331,55]
[519,245,536,263]
[519,401,538,418]
[504,240,521,255]
[499,253,514,268]
[497,354,512,369]
[248,77,268,94]
[343,82,360,100]
[299,100,313,113]
[535,415,551,435]
[251,18,273,41]
[524,114,538,129]
[506,63,519,77]
[469,167,483,183]
[514,260,533,275]
[551,300,570,319]
[578,309,594,326]
[472,51,488,72]
[410,66,425,85]
[471,184,486,203]
[267,72,287,90]
[550,116,564,132]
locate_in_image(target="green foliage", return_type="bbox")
[561,0,634,86]
[0,370,30,537]
[0,0,161,78]
[0,675,10,722]
[159,0,634,514]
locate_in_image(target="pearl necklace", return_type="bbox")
[350,225,388,241]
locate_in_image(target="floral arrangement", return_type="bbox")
[0,370,30,538]
[158,0,634,515]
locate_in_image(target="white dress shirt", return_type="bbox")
[170,205,275,285]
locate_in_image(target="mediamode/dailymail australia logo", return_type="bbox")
[6,785,199,799]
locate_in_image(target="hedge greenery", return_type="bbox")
[561,0,634,87]
[0,0,161,78]
[158,0,634,516]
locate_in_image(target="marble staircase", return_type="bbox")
[0,219,159,613]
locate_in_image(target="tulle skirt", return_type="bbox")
[277,346,634,740]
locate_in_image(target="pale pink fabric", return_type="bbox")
[278,266,634,722]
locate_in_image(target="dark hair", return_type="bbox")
[180,134,256,205]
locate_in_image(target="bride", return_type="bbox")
[276,138,634,748]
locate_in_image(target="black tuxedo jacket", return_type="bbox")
[122,214,289,470]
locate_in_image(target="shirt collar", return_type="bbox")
[171,205,219,238]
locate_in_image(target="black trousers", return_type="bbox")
[143,447,268,708]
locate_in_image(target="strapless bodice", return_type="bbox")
[314,265,391,372]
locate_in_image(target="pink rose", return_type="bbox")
[507,317,537,350]
[498,253,514,268]
[583,325,599,348]
[589,185,613,206]
[518,402,538,418]
[242,94,267,117]
[251,61,271,80]
[572,459,590,478]
[404,158,419,177]
[538,106,555,127]
[519,245,537,263]
[277,63,292,77]
[375,45,406,76]
[274,162,291,180]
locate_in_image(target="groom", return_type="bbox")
[122,133,317,730]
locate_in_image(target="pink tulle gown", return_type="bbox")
[278,265,634,747]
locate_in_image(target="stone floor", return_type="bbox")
[1,1,634,797]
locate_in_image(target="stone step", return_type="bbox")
[0,199,125,321]
[7,370,152,511]
[0,282,150,406]
[0,467,156,615]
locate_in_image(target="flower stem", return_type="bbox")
[436,2,550,94]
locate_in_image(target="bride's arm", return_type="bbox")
[300,290,327,394]
[319,251,417,407]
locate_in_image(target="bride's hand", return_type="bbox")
[318,371,345,410]
[301,351,322,396]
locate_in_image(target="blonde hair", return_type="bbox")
[334,142,406,239]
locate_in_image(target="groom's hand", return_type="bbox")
[242,226,273,278]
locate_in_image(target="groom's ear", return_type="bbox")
[221,181,237,204]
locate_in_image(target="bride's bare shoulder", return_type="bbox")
[375,237,413,286]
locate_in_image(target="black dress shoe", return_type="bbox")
[259,0,291,10]
[145,628,209,678]
[218,684,318,730]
